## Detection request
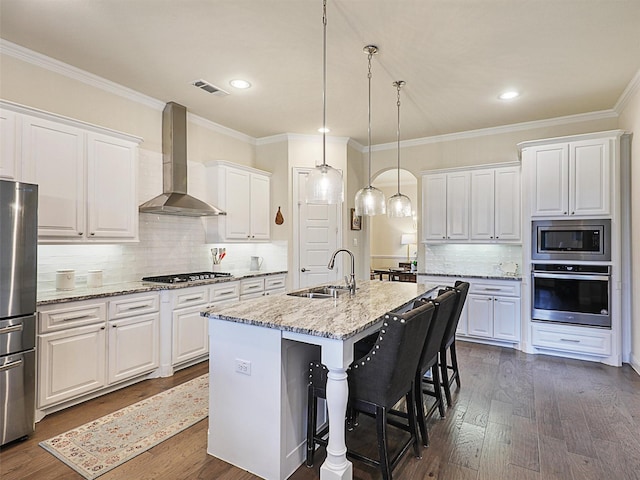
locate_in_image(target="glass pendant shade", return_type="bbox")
[355,185,386,216]
[388,80,412,218]
[387,192,413,218]
[306,163,344,204]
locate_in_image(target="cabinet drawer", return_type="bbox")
[531,324,611,356]
[240,278,265,296]
[470,281,520,297]
[265,275,286,291]
[39,301,107,333]
[210,282,240,303]
[172,287,208,309]
[109,293,159,319]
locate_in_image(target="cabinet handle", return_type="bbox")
[112,324,117,328]
[560,338,580,343]
[183,296,204,302]
[78,232,83,236]
[90,232,95,236]
[0,359,22,372]
[122,304,149,311]
[101,326,106,330]
[483,287,502,291]
[61,313,94,321]
[217,291,235,297]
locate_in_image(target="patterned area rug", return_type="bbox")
[40,374,209,479]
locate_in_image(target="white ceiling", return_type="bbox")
[1,0,640,146]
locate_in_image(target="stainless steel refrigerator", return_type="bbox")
[1,179,37,446]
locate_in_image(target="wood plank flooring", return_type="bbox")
[2,342,640,480]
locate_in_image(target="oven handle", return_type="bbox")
[532,272,610,281]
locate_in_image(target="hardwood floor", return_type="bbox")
[2,342,640,480]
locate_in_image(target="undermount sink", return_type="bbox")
[287,285,349,299]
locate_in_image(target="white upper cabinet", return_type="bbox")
[423,171,469,241]
[2,101,141,243]
[527,138,610,217]
[0,108,19,180]
[205,161,271,242]
[424,164,519,244]
[471,166,521,241]
[22,115,86,238]
[86,133,138,239]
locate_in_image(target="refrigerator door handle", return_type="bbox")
[0,358,23,372]
[0,324,23,335]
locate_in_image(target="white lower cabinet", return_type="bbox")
[467,281,521,342]
[37,293,159,410]
[171,282,240,367]
[38,322,107,408]
[531,323,611,357]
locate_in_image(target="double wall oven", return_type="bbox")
[531,219,612,329]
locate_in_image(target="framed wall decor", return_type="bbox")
[350,208,362,231]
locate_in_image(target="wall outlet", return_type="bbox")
[235,358,251,376]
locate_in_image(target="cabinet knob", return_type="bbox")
[490,236,493,239]
[78,232,83,236]
[90,232,95,236]
[100,326,105,330]
[442,236,446,239]
[563,211,567,215]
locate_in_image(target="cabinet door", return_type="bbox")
[87,133,138,239]
[22,115,85,238]
[470,169,495,240]
[108,313,159,384]
[422,174,448,241]
[0,109,18,180]
[250,173,270,240]
[530,144,569,217]
[38,324,106,408]
[446,171,469,240]
[494,166,521,241]
[225,168,252,239]
[172,305,209,365]
[456,301,468,336]
[493,296,520,341]
[570,139,610,216]
[466,294,493,338]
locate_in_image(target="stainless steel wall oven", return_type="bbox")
[532,219,611,261]
[531,264,611,328]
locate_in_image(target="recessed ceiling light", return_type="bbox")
[229,79,251,89]
[499,90,520,100]
[318,127,330,133]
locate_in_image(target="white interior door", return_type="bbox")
[293,169,340,289]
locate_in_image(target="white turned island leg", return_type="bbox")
[320,365,353,480]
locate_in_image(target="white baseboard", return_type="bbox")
[629,352,640,376]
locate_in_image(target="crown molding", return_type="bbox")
[256,132,350,146]
[371,109,619,152]
[614,67,640,114]
[187,113,255,145]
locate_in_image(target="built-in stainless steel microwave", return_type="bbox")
[532,219,611,261]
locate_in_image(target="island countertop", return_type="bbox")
[202,279,437,340]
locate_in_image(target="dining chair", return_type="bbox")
[439,281,470,406]
[306,301,435,480]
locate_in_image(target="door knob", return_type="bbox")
[301,268,308,272]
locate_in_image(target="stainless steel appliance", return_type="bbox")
[532,219,611,261]
[141,271,231,284]
[531,263,611,328]
[1,179,38,446]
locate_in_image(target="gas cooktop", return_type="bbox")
[141,271,232,284]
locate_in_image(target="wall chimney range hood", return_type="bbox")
[139,102,226,217]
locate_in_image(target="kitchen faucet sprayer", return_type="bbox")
[328,248,356,294]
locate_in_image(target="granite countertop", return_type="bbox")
[202,280,439,340]
[417,271,522,281]
[37,270,288,306]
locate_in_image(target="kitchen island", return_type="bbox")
[201,280,438,480]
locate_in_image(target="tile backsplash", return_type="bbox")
[424,243,523,277]
[37,149,288,291]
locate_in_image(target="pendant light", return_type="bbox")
[355,45,386,216]
[305,0,344,205]
[387,80,413,218]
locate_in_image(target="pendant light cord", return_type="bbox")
[321,0,327,167]
[395,81,402,194]
[367,48,373,187]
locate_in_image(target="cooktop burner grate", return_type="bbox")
[142,271,232,284]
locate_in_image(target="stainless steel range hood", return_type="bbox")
[139,102,225,217]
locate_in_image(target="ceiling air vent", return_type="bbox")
[191,79,229,97]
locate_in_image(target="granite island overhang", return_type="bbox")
[201,280,440,480]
